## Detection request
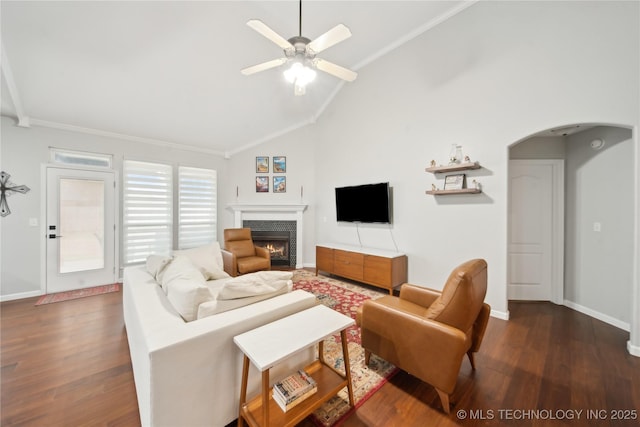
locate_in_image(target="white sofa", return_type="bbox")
[123,265,317,427]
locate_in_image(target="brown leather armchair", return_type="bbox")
[356,259,490,414]
[221,228,271,277]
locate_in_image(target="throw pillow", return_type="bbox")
[166,277,213,322]
[161,255,207,293]
[146,255,172,282]
[161,255,213,321]
[173,243,230,280]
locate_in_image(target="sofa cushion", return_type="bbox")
[161,255,213,321]
[173,242,230,280]
[218,271,293,300]
[195,271,294,318]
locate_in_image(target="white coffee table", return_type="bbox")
[234,304,355,427]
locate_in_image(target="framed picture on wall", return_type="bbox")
[256,176,269,192]
[273,176,286,193]
[444,174,466,190]
[273,156,286,173]
[256,156,269,173]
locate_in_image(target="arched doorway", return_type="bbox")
[508,123,639,356]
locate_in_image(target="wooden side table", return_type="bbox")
[233,305,355,427]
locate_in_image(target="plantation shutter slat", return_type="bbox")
[123,160,173,264]
[178,166,217,249]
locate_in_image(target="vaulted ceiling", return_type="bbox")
[1,1,473,156]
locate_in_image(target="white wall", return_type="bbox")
[510,136,566,160]
[221,125,318,264]
[565,126,634,327]
[279,0,638,320]
[0,117,227,299]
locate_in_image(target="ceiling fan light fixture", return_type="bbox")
[284,61,316,94]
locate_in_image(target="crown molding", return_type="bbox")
[27,118,226,157]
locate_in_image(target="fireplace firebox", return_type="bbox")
[251,231,291,266]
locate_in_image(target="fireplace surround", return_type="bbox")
[227,204,307,269]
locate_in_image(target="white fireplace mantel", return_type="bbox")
[227,204,308,268]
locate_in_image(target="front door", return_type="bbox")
[46,167,116,293]
[508,160,564,302]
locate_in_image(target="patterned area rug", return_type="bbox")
[292,270,398,427]
[35,284,120,306]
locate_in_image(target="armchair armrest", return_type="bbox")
[255,246,270,260]
[399,283,441,308]
[220,249,238,277]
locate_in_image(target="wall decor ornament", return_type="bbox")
[273,176,286,193]
[256,156,269,173]
[256,176,269,192]
[0,171,30,217]
[444,173,466,190]
[273,156,286,173]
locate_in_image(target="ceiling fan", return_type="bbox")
[241,0,358,95]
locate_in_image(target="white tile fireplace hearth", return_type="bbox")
[227,204,307,269]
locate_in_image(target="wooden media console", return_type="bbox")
[315,244,408,295]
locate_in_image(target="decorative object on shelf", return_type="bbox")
[273,156,287,173]
[0,171,30,217]
[273,176,286,193]
[449,144,463,165]
[425,159,482,196]
[430,159,436,168]
[464,155,471,163]
[472,179,481,191]
[256,176,269,192]
[256,156,269,173]
[444,174,465,190]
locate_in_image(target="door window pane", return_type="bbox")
[59,179,105,273]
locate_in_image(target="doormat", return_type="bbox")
[35,284,120,306]
[292,270,399,427]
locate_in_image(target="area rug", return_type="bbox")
[35,283,120,306]
[292,270,398,427]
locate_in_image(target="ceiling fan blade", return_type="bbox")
[247,19,293,50]
[241,58,287,76]
[315,59,358,82]
[307,24,352,54]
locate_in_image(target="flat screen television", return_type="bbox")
[335,182,391,223]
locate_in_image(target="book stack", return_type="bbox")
[272,370,317,412]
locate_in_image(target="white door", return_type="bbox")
[508,160,564,302]
[46,167,116,293]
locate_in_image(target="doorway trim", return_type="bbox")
[508,159,564,304]
[40,163,120,295]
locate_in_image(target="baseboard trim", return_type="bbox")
[490,309,510,321]
[0,290,43,302]
[627,341,640,357]
[563,300,630,332]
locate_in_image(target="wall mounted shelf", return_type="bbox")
[425,161,481,174]
[426,161,482,196]
[426,188,481,196]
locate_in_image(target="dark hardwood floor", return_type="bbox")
[2,290,639,426]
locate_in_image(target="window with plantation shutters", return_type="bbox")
[123,160,173,265]
[178,166,217,249]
